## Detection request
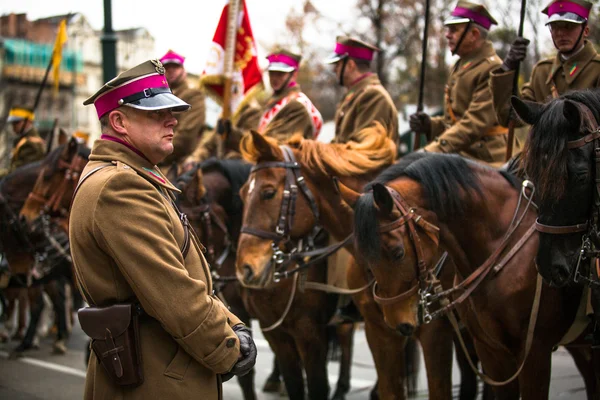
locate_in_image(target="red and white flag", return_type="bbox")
[201,0,262,115]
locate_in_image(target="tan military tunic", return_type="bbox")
[334,74,398,143]
[491,40,600,127]
[69,139,242,400]
[425,41,507,167]
[159,78,206,170]
[10,127,46,170]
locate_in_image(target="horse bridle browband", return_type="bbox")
[534,102,600,286]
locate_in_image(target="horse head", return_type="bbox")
[342,176,440,336]
[514,90,600,287]
[237,131,320,288]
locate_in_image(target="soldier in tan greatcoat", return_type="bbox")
[0,106,46,178]
[157,50,206,177]
[410,1,507,167]
[195,49,323,160]
[70,59,256,400]
[325,37,398,143]
[490,0,600,126]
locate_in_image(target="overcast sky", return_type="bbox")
[0,0,356,75]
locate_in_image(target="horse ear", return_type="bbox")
[249,130,283,161]
[195,168,206,200]
[65,136,78,159]
[372,183,394,216]
[336,178,361,208]
[563,100,582,129]
[510,96,543,125]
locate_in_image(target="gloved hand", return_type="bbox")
[409,112,432,135]
[228,325,257,377]
[216,118,232,136]
[502,37,530,71]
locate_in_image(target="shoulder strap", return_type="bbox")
[70,163,113,209]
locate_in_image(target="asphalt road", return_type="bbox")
[0,316,588,400]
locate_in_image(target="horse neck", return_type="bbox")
[439,174,535,277]
[305,169,374,242]
[202,170,240,239]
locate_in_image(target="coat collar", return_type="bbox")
[266,84,301,107]
[90,138,180,192]
[545,40,598,85]
[453,40,497,76]
[12,127,40,147]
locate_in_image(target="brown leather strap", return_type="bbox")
[567,130,600,149]
[535,219,588,234]
[372,281,419,306]
[447,273,542,386]
[484,125,508,137]
[493,223,537,274]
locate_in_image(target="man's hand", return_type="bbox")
[228,325,257,377]
[502,37,530,71]
[216,118,232,136]
[409,112,432,136]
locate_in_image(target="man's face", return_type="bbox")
[549,21,587,53]
[333,59,353,87]
[120,107,178,165]
[10,120,29,135]
[164,64,184,85]
[268,71,292,92]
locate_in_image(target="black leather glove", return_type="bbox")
[409,112,432,135]
[216,118,232,136]
[228,325,257,377]
[502,37,530,71]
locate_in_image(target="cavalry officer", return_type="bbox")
[70,59,256,399]
[325,36,398,143]
[0,106,46,178]
[198,49,323,160]
[491,0,600,125]
[157,49,206,177]
[409,1,508,167]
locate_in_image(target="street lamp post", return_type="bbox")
[101,0,117,82]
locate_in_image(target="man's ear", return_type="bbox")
[108,110,128,135]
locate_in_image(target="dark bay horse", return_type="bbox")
[513,89,600,394]
[236,126,478,399]
[175,158,259,400]
[343,153,596,399]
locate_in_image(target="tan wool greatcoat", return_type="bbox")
[334,74,398,143]
[491,40,600,127]
[69,139,242,400]
[425,41,507,167]
[11,127,46,170]
[159,78,206,169]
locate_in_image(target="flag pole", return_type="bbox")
[218,0,241,158]
[413,0,431,151]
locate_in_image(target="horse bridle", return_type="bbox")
[240,145,325,282]
[534,102,600,287]
[26,150,88,218]
[370,186,442,322]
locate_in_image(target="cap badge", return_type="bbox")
[151,59,165,75]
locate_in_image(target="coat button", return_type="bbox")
[440,139,448,146]
[226,338,236,348]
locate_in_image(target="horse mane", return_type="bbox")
[523,89,600,203]
[241,122,397,176]
[354,154,485,260]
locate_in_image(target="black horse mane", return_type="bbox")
[43,142,91,180]
[354,153,485,260]
[523,89,600,203]
[177,158,251,215]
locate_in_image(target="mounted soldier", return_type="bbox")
[325,36,398,143]
[491,0,600,125]
[157,50,206,178]
[0,107,46,178]
[196,48,323,160]
[409,1,508,167]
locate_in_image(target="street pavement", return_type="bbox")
[0,318,587,399]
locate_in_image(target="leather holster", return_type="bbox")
[78,303,144,387]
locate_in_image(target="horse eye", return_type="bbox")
[260,190,276,200]
[390,246,405,260]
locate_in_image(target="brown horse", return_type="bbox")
[236,126,480,399]
[343,153,596,399]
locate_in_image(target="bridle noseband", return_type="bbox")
[534,102,600,287]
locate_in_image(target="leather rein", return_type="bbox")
[534,102,600,287]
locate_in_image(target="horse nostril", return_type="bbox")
[552,264,571,287]
[396,323,415,336]
[242,265,254,282]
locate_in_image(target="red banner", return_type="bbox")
[201,0,262,114]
